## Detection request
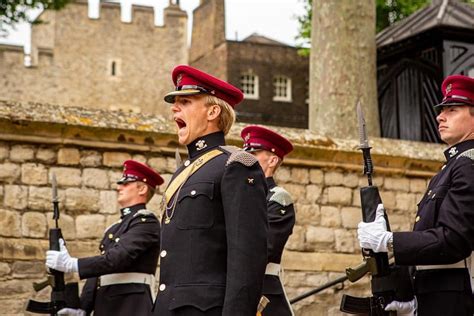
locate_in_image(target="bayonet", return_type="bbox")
[356,100,374,186]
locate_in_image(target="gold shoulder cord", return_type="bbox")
[161,149,223,224]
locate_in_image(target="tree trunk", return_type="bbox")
[309,0,380,139]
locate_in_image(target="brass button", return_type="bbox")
[184,160,190,167]
[159,284,166,291]
[160,250,167,258]
[432,193,436,198]
[427,190,432,195]
[115,237,120,242]
[415,215,421,223]
[101,250,105,255]
[141,218,146,222]
[100,244,104,249]
[190,190,196,196]
[108,233,113,239]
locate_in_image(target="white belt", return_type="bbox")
[99,272,156,300]
[416,260,465,271]
[265,262,281,276]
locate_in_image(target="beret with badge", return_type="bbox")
[164,65,244,107]
[241,125,293,159]
[117,160,164,189]
[435,74,474,109]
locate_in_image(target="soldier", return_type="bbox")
[357,75,474,316]
[241,125,296,316]
[46,160,163,316]
[153,65,268,315]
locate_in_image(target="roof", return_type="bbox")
[376,0,474,47]
[242,33,290,46]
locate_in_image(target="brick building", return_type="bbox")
[190,0,309,128]
[0,0,188,115]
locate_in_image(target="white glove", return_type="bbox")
[46,239,78,273]
[357,204,393,253]
[385,297,417,316]
[57,308,86,316]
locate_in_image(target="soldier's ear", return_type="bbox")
[207,104,221,120]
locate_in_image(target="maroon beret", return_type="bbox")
[241,125,293,159]
[117,160,164,189]
[164,65,244,107]
[435,75,474,108]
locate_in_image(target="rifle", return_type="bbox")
[26,173,80,315]
[339,101,396,316]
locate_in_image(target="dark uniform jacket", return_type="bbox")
[262,177,295,316]
[393,139,474,316]
[78,203,160,316]
[153,131,268,316]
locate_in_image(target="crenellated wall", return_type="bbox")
[0,100,444,315]
[0,0,187,116]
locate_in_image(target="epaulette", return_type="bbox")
[457,148,474,161]
[225,149,258,167]
[269,186,293,206]
[133,209,156,217]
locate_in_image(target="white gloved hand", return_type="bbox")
[357,204,393,253]
[46,239,78,273]
[57,308,86,316]
[385,297,417,316]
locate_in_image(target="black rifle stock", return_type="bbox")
[340,102,396,316]
[26,174,80,315]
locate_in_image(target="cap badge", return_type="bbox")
[244,133,251,142]
[176,74,183,86]
[446,83,452,94]
[448,147,458,158]
[196,139,207,151]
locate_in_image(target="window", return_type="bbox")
[240,72,259,99]
[273,75,292,102]
[107,59,122,79]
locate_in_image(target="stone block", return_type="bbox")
[0,238,48,260]
[306,226,334,244]
[410,178,427,193]
[274,166,291,184]
[324,171,344,186]
[36,148,56,164]
[147,194,163,213]
[167,157,178,173]
[351,188,361,207]
[83,168,109,189]
[295,204,320,226]
[341,206,361,228]
[12,261,45,278]
[57,148,80,165]
[46,212,76,240]
[76,215,106,239]
[0,209,21,237]
[10,145,34,162]
[291,168,309,184]
[326,186,352,205]
[80,150,102,167]
[105,215,120,230]
[0,279,33,297]
[396,192,416,212]
[380,190,396,210]
[103,152,131,167]
[148,157,168,173]
[99,190,118,214]
[320,206,341,227]
[309,169,324,184]
[343,173,359,188]
[22,212,47,238]
[282,250,361,272]
[4,185,28,209]
[50,167,82,187]
[0,262,10,276]
[132,154,147,164]
[285,183,307,203]
[21,163,48,185]
[384,177,410,192]
[65,188,100,212]
[0,162,20,183]
[305,184,322,204]
[334,229,356,253]
[108,170,122,190]
[29,186,66,211]
[285,225,305,251]
[157,174,172,193]
[389,214,413,232]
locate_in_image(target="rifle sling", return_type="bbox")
[164,149,223,204]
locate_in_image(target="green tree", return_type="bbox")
[0,0,71,35]
[297,0,473,56]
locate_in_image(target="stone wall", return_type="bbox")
[0,100,445,315]
[0,1,187,116]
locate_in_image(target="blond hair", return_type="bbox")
[205,95,236,135]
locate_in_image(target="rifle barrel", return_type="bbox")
[289,275,347,304]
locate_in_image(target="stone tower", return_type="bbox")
[0,0,188,115]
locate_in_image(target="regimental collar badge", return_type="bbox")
[196,139,208,151]
[449,146,458,158]
[446,83,452,94]
[122,207,131,216]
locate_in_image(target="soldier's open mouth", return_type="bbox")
[175,118,186,129]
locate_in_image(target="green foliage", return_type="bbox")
[296,0,312,57]
[0,0,71,35]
